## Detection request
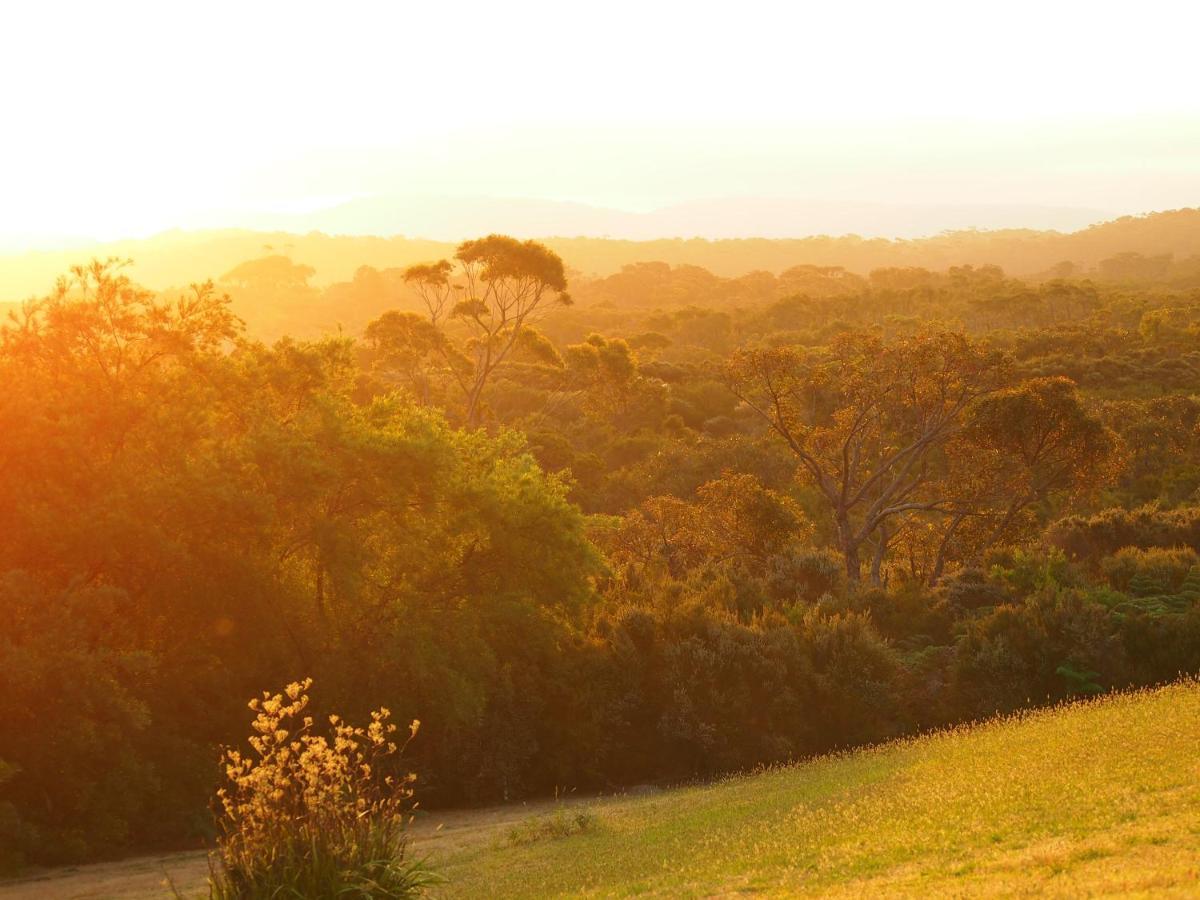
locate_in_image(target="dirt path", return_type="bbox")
[0,796,587,899]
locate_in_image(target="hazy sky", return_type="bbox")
[3,0,1200,246]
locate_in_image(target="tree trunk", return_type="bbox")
[844,545,861,583]
[870,525,889,586]
[930,511,967,586]
[835,513,863,583]
[465,383,484,427]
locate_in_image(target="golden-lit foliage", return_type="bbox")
[212,678,429,897]
[400,235,571,425]
[2,232,1200,877]
[608,472,811,579]
[726,330,1126,584]
[726,329,1012,581]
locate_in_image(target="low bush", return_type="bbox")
[506,806,597,846]
[209,679,433,899]
[1100,546,1199,594]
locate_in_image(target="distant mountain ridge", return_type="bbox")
[245,194,1115,243]
[2,208,1199,300]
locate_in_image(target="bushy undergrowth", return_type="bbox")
[208,680,433,899]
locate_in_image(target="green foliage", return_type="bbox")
[793,607,905,746]
[0,259,605,859]
[766,548,845,604]
[1047,505,1200,563]
[1180,566,1200,599]
[988,547,1079,594]
[0,574,160,864]
[5,247,1200,872]
[943,568,1009,611]
[1100,546,1198,594]
[1055,662,1103,695]
[953,589,1125,714]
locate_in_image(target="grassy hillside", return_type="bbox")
[436,681,1199,897]
[1,682,1195,898]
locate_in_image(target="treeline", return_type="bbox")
[116,241,1200,344]
[207,236,1200,342]
[2,237,1200,869]
[4,207,1200,310]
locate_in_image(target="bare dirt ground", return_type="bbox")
[0,796,584,899]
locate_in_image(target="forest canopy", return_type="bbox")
[2,227,1200,870]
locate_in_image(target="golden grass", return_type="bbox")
[432,681,1200,897]
[1,682,1195,898]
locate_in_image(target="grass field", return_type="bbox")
[436,681,1200,898]
[2,681,1197,898]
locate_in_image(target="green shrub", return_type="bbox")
[944,569,1009,611]
[1047,505,1200,562]
[0,573,161,865]
[953,589,1125,715]
[1101,546,1198,594]
[1180,566,1200,600]
[988,547,1079,594]
[766,548,844,603]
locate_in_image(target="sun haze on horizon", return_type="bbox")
[3,0,1200,247]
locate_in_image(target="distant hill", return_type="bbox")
[1,208,1199,301]
[237,194,1115,243]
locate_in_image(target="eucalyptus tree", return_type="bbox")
[398,235,570,426]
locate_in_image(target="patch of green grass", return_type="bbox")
[505,808,599,847]
[433,680,1200,897]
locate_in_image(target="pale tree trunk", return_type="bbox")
[843,544,862,583]
[870,524,890,587]
[838,514,863,583]
[930,511,968,586]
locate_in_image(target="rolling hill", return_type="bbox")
[432,680,1200,897]
[2,680,1195,898]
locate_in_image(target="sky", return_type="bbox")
[2,0,1199,247]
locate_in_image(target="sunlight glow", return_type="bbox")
[2,0,1199,244]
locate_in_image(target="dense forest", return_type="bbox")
[3,228,1200,871]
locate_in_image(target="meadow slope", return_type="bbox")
[2,682,1196,898]
[437,681,1199,898]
